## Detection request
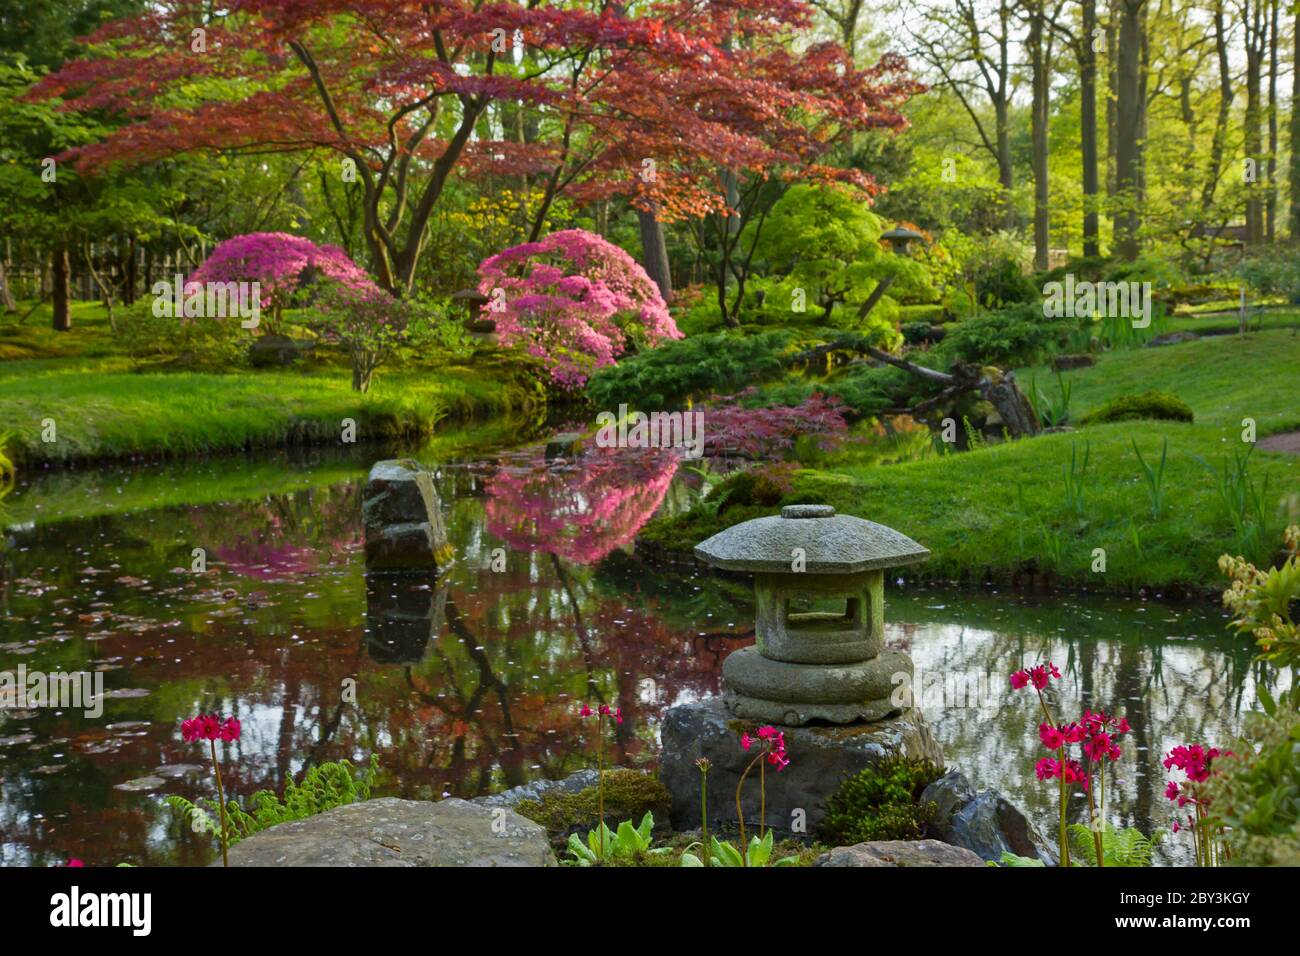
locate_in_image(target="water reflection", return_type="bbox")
[0,444,1286,867]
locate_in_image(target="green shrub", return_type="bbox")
[119,301,251,370]
[1104,253,1187,291]
[706,463,797,514]
[940,303,1073,367]
[1202,690,1300,866]
[584,330,797,409]
[1080,390,1194,425]
[820,756,946,846]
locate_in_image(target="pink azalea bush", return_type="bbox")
[188,232,377,333]
[476,229,680,388]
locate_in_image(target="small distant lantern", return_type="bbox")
[880,225,926,256]
[694,504,930,726]
[451,288,498,345]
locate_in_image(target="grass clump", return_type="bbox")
[819,756,947,846]
[1080,390,1194,425]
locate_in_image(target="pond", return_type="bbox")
[0,435,1285,866]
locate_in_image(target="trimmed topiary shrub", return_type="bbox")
[820,756,946,845]
[1080,390,1194,425]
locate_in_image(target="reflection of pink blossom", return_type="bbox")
[212,540,335,581]
[485,445,678,564]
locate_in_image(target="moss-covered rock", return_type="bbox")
[514,769,673,846]
[1080,390,1194,425]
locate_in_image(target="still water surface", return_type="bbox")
[0,439,1281,866]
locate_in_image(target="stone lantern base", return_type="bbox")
[722,646,913,725]
[658,697,943,836]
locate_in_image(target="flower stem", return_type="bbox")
[597,713,605,861]
[735,753,762,867]
[700,771,710,868]
[210,738,229,869]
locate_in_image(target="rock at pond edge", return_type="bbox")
[217,798,556,867]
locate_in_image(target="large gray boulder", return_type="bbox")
[219,798,556,867]
[815,839,985,867]
[920,771,1057,865]
[659,696,943,834]
[362,460,453,574]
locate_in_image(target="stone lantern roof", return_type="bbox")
[694,504,929,574]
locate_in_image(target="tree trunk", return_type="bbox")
[982,372,1042,437]
[1113,0,1146,260]
[1080,0,1100,257]
[1028,7,1050,270]
[52,244,72,331]
[1201,0,1234,217]
[1291,2,1300,236]
[0,259,16,312]
[1265,0,1279,241]
[1243,0,1266,245]
[637,205,673,302]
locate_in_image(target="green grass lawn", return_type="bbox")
[0,302,545,465]
[643,329,1300,592]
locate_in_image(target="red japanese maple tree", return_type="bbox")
[37,0,921,294]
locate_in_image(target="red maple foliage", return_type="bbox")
[34,0,923,293]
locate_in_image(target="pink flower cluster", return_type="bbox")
[579,703,624,725]
[181,713,242,743]
[700,390,849,460]
[1163,743,1233,834]
[188,232,377,312]
[741,725,790,771]
[1010,661,1061,690]
[476,229,680,388]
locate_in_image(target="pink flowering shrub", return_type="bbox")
[476,229,680,388]
[188,232,377,333]
[311,283,422,392]
[701,390,849,460]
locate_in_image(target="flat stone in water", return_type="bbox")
[152,764,204,779]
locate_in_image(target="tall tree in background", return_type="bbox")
[39,0,919,297]
[1018,0,1064,269]
[907,0,1017,198]
[1291,0,1300,236]
[1113,0,1147,259]
[1239,0,1268,244]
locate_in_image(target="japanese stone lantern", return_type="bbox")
[695,504,930,726]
